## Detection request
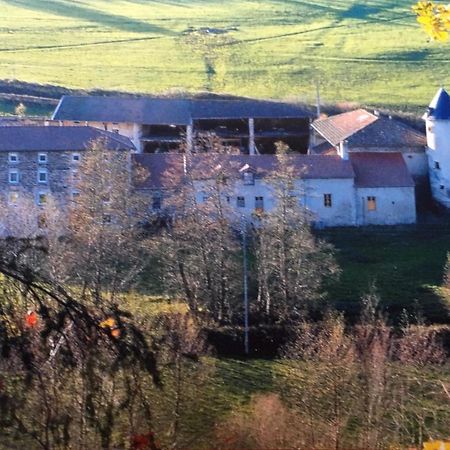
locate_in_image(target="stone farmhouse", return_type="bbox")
[1,87,449,230]
[0,126,134,210]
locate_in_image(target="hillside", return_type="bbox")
[0,0,448,113]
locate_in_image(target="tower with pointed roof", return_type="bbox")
[424,87,450,207]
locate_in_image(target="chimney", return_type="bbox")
[339,140,349,160]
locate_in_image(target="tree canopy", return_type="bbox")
[414,1,450,41]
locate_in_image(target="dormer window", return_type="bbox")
[240,164,256,185]
[243,171,254,185]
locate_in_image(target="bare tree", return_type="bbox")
[51,138,152,301]
[252,144,338,322]
[156,155,242,323]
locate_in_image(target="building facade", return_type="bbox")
[0,126,134,236]
[424,88,450,208]
[134,152,416,227]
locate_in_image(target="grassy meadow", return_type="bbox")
[322,225,450,323]
[0,0,448,111]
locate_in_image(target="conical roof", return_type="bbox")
[426,87,450,120]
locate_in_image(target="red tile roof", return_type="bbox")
[349,152,415,188]
[312,109,377,146]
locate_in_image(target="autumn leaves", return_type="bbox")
[414,1,450,41]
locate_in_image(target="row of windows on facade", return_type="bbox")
[7,152,81,164]
[7,168,81,185]
[153,193,378,211]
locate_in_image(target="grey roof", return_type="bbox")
[133,153,354,189]
[0,126,135,152]
[312,109,425,148]
[52,95,311,125]
[425,87,450,120]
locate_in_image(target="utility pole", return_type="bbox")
[315,80,321,118]
[241,216,249,355]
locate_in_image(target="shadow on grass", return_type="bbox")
[340,4,383,20]
[321,225,450,324]
[4,0,174,35]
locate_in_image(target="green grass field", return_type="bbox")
[322,225,450,323]
[0,0,448,111]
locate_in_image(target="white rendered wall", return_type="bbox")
[193,177,357,227]
[355,187,416,225]
[402,152,428,179]
[425,118,450,207]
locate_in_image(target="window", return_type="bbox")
[255,196,264,211]
[103,214,112,224]
[435,161,441,170]
[38,168,48,184]
[38,193,47,205]
[324,194,332,208]
[226,196,231,203]
[243,172,254,185]
[72,170,80,183]
[72,191,80,201]
[8,192,19,205]
[72,153,80,163]
[38,153,47,163]
[441,185,445,190]
[152,194,162,211]
[237,196,245,208]
[367,196,377,211]
[9,169,19,184]
[8,153,18,163]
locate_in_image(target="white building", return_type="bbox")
[134,152,416,227]
[310,109,428,201]
[424,87,450,208]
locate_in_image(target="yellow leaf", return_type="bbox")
[100,317,116,329]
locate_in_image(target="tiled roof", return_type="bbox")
[52,95,311,124]
[425,87,450,120]
[0,126,135,152]
[346,117,426,148]
[133,154,355,189]
[312,109,377,146]
[312,109,426,148]
[349,152,415,188]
